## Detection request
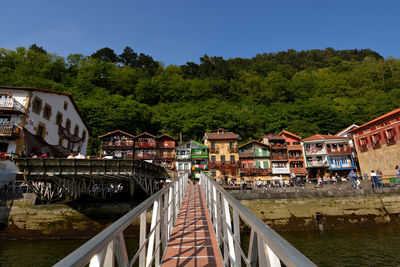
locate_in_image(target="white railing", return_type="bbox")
[54,173,188,267]
[200,173,316,267]
[307,161,327,167]
[0,97,25,113]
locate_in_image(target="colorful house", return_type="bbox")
[238,140,271,181]
[204,128,239,182]
[302,134,355,178]
[156,134,177,169]
[98,129,135,158]
[190,141,209,179]
[349,108,400,177]
[279,130,307,178]
[261,134,290,179]
[134,132,157,161]
[175,141,192,176]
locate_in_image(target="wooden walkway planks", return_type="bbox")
[162,184,223,267]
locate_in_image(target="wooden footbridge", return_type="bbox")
[14,158,172,202]
[55,173,316,267]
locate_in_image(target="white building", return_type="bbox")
[0,86,89,157]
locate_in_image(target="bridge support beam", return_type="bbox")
[130,176,136,199]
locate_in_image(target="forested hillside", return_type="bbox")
[1,45,399,154]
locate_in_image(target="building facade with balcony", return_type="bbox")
[98,130,135,159]
[156,134,177,169]
[134,132,157,161]
[302,134,355,178]
[239,140,271,182]
[349,108,400,177]
[204,128,239,182]
[0,86,89,158]
[279,130,307,178]
[261,134,290,178]
[175,140,209,179]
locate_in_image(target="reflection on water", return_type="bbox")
[281,225,400,267]
[1,226,400,266]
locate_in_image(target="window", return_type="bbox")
[56,112,63,126]
[229,142,234,149]
[65,119,71,131]
[211,142,215,150]
[293,142,300,145]
[248,163,253,168]
[211,156,216,162]
[178,163,182,170]
[186,143,190,149]
[211,169,216,177]
[230,155,235,163]
[242,163,246,168]
[43,104,52,120]
[0,94,10,99]
[316,156,323,161]
[37,124,45,138]
[32,97,42,114]
[0,116,10,123]
[74,125,79,136]
[64,101,68,110]
[184,163,189,170]
[220,155,225,162]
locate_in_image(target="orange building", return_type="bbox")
[279,130,307,179]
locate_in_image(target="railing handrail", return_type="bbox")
[200,173,316,267]
[55,173,188,267]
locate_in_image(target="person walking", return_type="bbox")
[349,170,358,189]
[370,170,377,188]
[376,169,383,188]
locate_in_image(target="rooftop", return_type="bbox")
[98,129,135,139]
[349,108,400,134]
[302,134,349,142]
[204,129,239,140]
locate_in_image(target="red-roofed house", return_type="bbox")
[261,134,290,179]
[349,108,400,177]
[204,128,239,181]
[302,134,355,178]
[98,129,135,158]
[156,134,177,169]
[279,130,307,178]
[238,140,271,181]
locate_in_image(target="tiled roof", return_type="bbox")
[134,132,156,139]
[98,129,135,139]
[349,108,400,133]
[302,134,349,142]
[238,140,270,149]
[205,131,239,140]
[279,130,302,140]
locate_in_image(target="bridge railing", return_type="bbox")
[200,173,316,267]
[54,173,188,267]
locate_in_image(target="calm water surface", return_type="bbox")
[0,226,399,266]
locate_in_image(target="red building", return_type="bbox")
[279,130,307,178]
[134,132,157,160]
[98,129,135,158]
[349,108,400,177]
[156,134,177,169]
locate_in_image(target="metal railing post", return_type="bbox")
[139,211,147,267]
[146,199,159,267]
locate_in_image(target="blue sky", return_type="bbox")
[1,0,399,65]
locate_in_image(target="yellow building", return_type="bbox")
[203,128,239,182]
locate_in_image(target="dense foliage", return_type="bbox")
[0,45,399,154]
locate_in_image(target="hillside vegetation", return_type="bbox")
[1,45,399,154]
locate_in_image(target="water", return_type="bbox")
[0,226,399,266]
[281,225,400,266]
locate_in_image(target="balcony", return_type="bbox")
[288,154,303,160]
[272,167,290,174]
[176,155,190,160]
[209,161,237,169]
[229,148,238,153]
[240,168,256,176]
[193,164,208,170]
[0,97,25,114]
[271,154,288,161]
[191,151,208,158]
[386,136,396,145]
[239,151,254,158]
[290,167,307,174]
[372,140,381,149]
[157,142,175,148]
[102,141,134,149]
[157,152,174,159]
[135,141,156,148]
[210,149,219,154]
[256,168,272,176]
[359,144,368,152]
[304,147,326,155]
[0,124,21,138]
[326,145,352,155]
[307,161,327,167]
[286,144,303,151]
[134,153,156,160]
